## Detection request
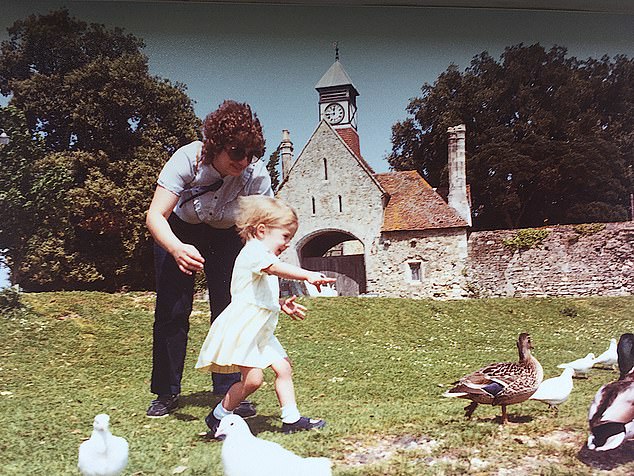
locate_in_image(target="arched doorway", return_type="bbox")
[299,230,366,296]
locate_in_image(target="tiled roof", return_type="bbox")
[375,170,468,231]
[335,127,362,162]
[315,60,358,93]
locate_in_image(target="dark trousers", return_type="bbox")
[151,213,243,397]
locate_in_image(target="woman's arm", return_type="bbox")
[146,185,205,275]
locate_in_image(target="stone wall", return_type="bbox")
[466,222,634,298]
[368,228,468,299]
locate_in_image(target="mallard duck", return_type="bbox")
[593,338,618,369]
[617,333,634,380]
[529,367,574,411]
[587,335,634,451]
[78,414,128,476]
[443,333,543,424]
[557,352,595,378]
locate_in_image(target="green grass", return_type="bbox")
[1,292,633,475]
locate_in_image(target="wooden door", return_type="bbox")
[302,254,366,296]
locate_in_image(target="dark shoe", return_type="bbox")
[233,400,257,419]
[282,416,326,434]
[205,411,222,438]
[146,394,179,418]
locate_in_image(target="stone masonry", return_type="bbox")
[277,121,384,267]
[466,222,634,298]
[368,228,468,299]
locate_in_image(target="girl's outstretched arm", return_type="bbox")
[265,262,336,291]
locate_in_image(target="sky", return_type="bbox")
[0,0,633,286]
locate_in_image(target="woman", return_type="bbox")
[145,100,272,418]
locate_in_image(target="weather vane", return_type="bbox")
[333,41,339,61]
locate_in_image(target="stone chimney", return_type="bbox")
[280,129,294,181]
[447,124,472,226]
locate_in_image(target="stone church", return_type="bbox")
[276,57,471,299]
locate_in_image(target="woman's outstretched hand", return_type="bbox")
[281,295,307,320]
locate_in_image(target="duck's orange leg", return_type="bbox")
[500,404,508,424]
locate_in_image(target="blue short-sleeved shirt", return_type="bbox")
[157,141,273,228]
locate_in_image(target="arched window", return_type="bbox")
[323,158,328,180]
[338,195,343,212]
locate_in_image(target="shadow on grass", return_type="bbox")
[172,412,199,422]
[177,391,282,436]
[178,390,217,408]
[448,413,535,425]
[197,414,281,443]
[577,440,634,470]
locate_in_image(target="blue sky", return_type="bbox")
[2,1,633,173]
[1,1,633,286]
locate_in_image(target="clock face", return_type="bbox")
[324,103,345,124]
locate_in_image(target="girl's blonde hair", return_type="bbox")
[236,196,298,242]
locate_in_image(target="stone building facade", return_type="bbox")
[276,57,471,298]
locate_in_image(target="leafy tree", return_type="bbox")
[266,147,280,191]
[389,44,633,229]
[0,9,201,290]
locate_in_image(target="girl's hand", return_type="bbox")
[306,272,337,293]
[172,243,205,275]
[281,295,307,321]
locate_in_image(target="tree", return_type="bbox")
[0,9,201,290]
[389,44,633,230]
[266,147,280,191]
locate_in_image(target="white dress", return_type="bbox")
[196,239,287,373]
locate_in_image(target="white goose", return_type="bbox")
[593,338,618,369]
[215,414,332,476]
[529,367,574,410]
[78,414,129,476]
[587,334,634,451]
[557,352,595,378]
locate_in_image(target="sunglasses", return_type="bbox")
[227,146,261,164]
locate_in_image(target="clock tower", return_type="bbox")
[315,48,361,158]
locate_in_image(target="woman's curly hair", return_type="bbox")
[201,100,266,164]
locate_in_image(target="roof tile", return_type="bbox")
[375,170,468,231]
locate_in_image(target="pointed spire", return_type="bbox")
[315,55,358,93]
[333,41,339,61]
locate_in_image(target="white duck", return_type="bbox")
[215,414,332,476]
[593,338,618,369]
[529,367,574,411]
[557,352,595,378]
[78,414,129,476]
[587,352,634,451]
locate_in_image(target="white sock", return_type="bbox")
[281,404,301,424]
[213,402,233,420]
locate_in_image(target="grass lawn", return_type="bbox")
[1,292,633,475]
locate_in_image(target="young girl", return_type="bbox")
[196,195,336,435]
